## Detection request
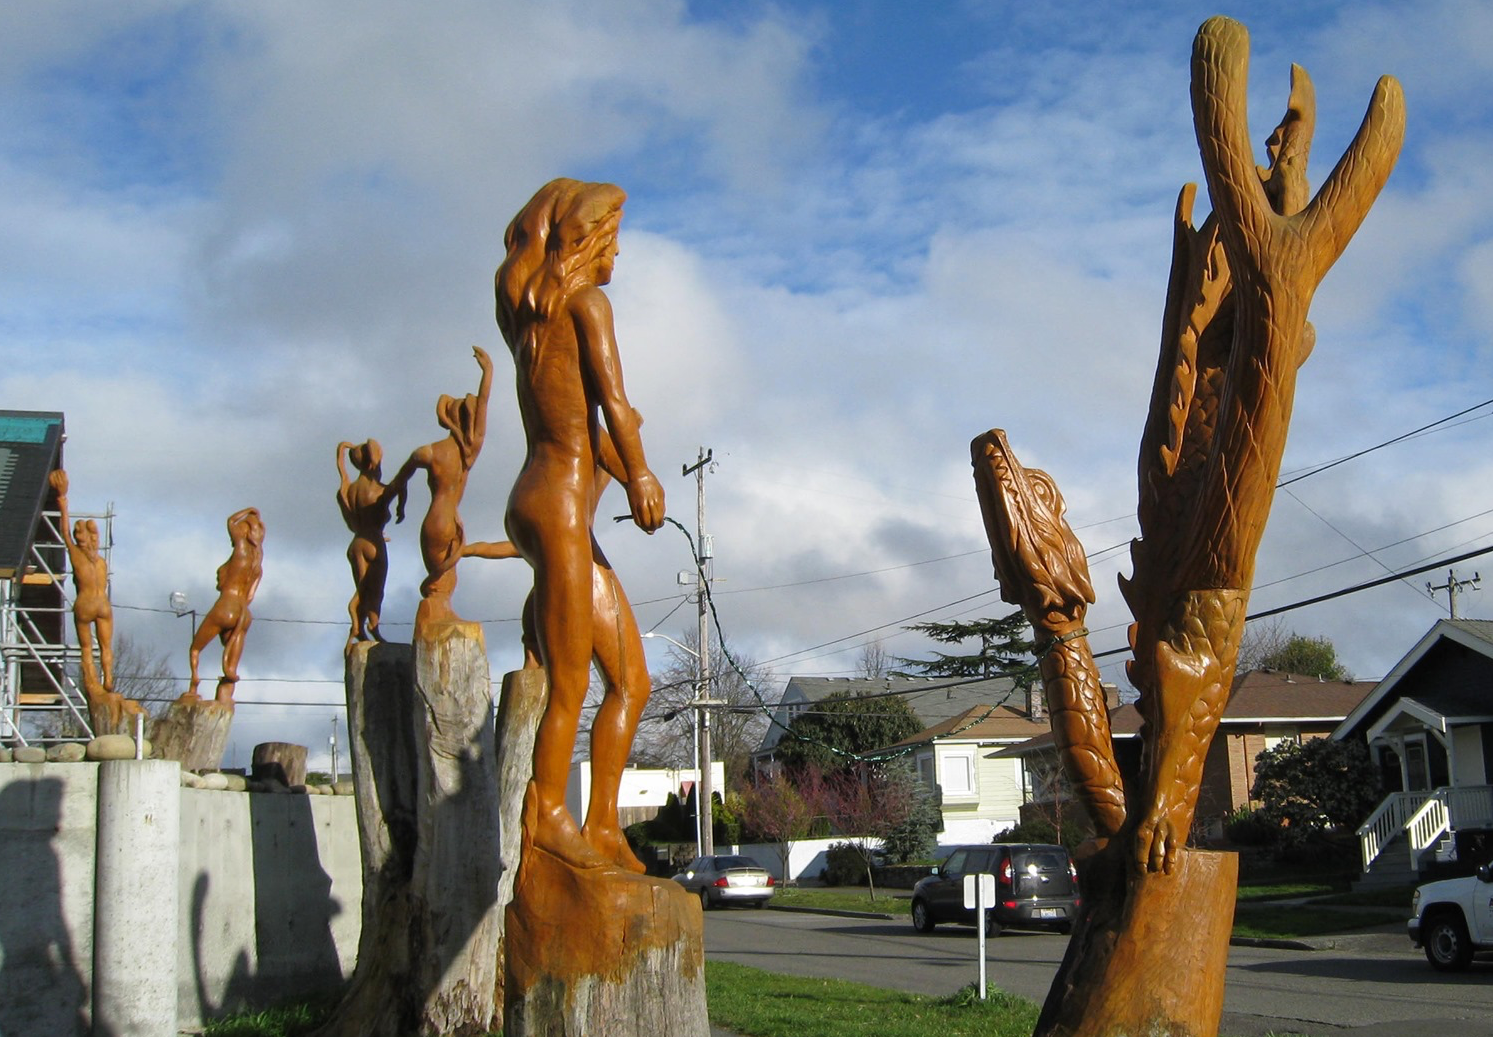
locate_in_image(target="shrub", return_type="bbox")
[824,841,870,886]
[1224,807,1279,846]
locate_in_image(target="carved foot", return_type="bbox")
[584,823,647,874]
[1133,801,1187,874]
[526,787,609,870]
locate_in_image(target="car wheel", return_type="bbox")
[1424,912,1474,972]
[911,898,936,933]
[983,913,1003,937]
[752,899,765,909]
[698,888,711,912]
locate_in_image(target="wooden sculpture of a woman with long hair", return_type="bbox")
[496,178,665,872]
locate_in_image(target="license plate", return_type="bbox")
[733,876,762,887]
[1035,908,1060,919]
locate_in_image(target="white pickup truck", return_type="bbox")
[1409,863,1493,971]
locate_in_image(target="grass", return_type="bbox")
[1235,880,1342,901]
[200,959,1321,1037]
[706,960,1039,1037]
[1314,884,1416,908]
[1231,904,1403,938]
[200,1000,331,1036]
[772,886,910,915]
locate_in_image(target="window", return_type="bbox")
[942,751,975,798]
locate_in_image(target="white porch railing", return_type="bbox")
[1358,791,1432,871]
[1405,796,1449,869]
[1360,785,1493,872]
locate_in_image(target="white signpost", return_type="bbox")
[963,871,997,1000]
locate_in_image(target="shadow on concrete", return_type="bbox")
[0,775,90,1037]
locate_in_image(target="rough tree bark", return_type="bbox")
[151,698,233,772]
[971,17,1402,1037]
[315,623,504,1037]
[252,742,308,786]
[493,668,546,1008]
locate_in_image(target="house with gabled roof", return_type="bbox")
[999,669,1372,840]
[868,695,1068,845]
[1334,619,1493,881]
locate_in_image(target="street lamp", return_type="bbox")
[643,631,721,856]
[169,591,196,645]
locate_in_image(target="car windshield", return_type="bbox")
[714,856,760,870]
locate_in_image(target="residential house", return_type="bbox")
[1334,619,1493,881]
[752,674,1027,775]
[1002,669,1372,840]
[871,692,1072,844]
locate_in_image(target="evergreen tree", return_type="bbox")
[893,608,1037,685]
[773,691,923,774]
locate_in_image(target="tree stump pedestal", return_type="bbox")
[504,790,708,1037]
[1035,848,1237,1037]
[151,696,234,771]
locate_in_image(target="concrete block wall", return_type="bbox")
[0,761,362,1037]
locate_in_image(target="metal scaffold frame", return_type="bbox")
[0,503,114,746]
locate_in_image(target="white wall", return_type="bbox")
[0,762,362,1036]
[566,760,725,824]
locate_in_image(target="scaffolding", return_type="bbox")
[0,502,114,746]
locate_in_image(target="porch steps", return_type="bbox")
[1354,838,1417,891]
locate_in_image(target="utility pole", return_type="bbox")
[683,447,716,855]
[1428,569,1481,619]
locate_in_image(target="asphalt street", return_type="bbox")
[702,907,1493,1037]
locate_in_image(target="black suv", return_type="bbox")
[910,843,1079,935]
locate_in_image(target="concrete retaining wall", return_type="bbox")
[0,762,361,1036]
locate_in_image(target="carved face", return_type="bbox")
[592,226,619,286]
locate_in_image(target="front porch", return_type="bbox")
[1357,784,1493,883]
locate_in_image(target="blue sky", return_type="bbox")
[5,0,1493,767]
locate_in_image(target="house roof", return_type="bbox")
[754,674,1024,755]
[992,669,1372,758]
[1335,619,1493,741]
[879,702,1051,751]
[0,411,65,579]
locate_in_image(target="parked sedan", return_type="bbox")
[672,854,776,910]
[910,843,1079,935]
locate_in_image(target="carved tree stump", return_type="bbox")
[1035,849,1237,1037]
[151,696,233,771]
[252,742,308,786]
[494,669,547,1008]
[504,788,708,1037]
[315,625,503,1037]
[87,692,149,738]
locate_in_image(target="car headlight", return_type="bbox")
[1411,889,1420,915]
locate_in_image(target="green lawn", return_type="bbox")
[706,961,1038,1037]
[205,962,1314,1037]
[771,886,910,914]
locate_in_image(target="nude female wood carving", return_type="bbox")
[335,439,407,649]
[47,470,114,698]
[188,507,265,702]
[495,178,665,872]
[971,18,1403,1037]
[393,347,493,631]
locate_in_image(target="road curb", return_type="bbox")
[767,905,897,920]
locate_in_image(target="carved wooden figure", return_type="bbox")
[496,179,704,1037]
[187,506,265,702]
[335,439,407,649]
[47,469,146,735]
[972,17,1402,1037]
[393,347,493,632]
